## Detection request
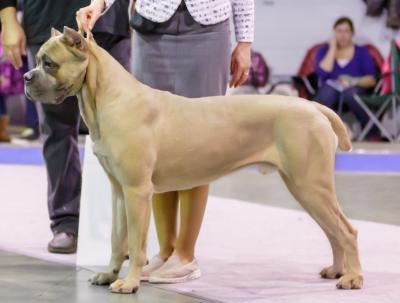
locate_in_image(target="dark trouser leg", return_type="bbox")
[41,100,82,234]
[314,83,340,109]
[25,99,39,131]
[22,56,39,132]
[28,44,81,235]
[0,94,6,115]
[342,87,380,137]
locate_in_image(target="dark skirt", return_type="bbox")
[132,9,231,98]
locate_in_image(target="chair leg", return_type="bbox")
[395,95,400,142]
[353,94,394,142]
[392,95,398,140]
[338,94,344,116]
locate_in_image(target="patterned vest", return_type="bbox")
[105,0,254,41]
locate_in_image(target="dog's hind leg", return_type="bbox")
[90,173,127,286]
[275,119,362,289]
[279,171,345,279]
[279,170,363,289]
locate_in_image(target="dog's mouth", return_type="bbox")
[25,84,72,104]
[24,87,42,101]
[25,90,33,101]
[54,84,73,103]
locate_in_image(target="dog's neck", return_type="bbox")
[76,46,100,141]
[76,40,126,142]
[76,39,150,142]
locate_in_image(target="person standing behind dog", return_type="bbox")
[77,0,254,283]
[0,0,131,254]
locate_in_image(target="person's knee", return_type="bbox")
[342,87,362,107]
[315,84,338,107]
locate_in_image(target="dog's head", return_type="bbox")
[24,27,89,104]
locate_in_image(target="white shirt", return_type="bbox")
[104,0,254,42]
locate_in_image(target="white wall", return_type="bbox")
[250,0,400,75]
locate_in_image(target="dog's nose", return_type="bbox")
[24,72,34,82]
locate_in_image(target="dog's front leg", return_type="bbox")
[90,174,127,286]
[109,184,152,294]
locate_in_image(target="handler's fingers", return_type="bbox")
[7,47,22,69]
[88,11,101,30]
[236,69,250,87]
[76,8,91,32]
[231,66,248,88]
[20,37,27,56]
[230,62,241,88]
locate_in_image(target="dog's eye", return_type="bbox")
[43,61,54,69]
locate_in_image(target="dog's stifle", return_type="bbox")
[24,27,363,293]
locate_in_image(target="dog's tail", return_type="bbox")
[313,102,352,152]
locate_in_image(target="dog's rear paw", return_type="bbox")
[89,272,118,285]
[109,279,139,294]
[336,274,363,289]
[320,265,343,279]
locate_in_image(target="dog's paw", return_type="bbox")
[109,279,139,294]
[336,274,363,289]
[320,265,344,279]
[89,272,118,285]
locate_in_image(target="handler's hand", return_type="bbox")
[76,0,105,32]
[0,7,26,69]
[230,42,252,88]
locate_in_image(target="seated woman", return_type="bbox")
[314,16,380,140]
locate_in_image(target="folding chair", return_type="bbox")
[353,40,400,142]
[293,43,383,102]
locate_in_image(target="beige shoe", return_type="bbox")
[140,254,165,282]
[149,254,201,284]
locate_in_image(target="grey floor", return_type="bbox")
[0,250,215,303]
[1,142,399,302]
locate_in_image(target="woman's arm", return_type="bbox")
[231,0,254,43]
[230,0,254,87]
[319,38,336,72]
[357,46,378,89]
[0,5,26,69]
[315,45,333,81]
[355,75,376,88]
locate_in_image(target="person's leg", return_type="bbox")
[19,99,40,140]
[40,100,82,235]
[26,100,39,131]
[0,95,6,115]
[149,11,230,284]
[171,13,230,265]
[152,192,179,259]
[314,83,340,109]
[175,186,209,262]
[28,45,81,253]
[131,30,179,267]
[20,56,39,140]
[342,87,380,138]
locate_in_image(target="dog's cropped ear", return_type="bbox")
[51,28,62,37]
[61,26,88,52]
